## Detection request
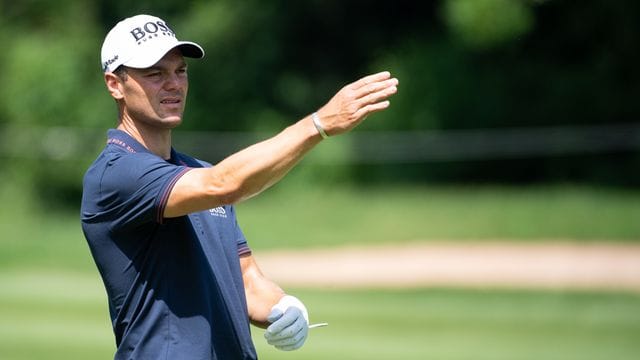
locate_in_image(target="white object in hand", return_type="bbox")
[308,322,329,329]
[264,295,309,351]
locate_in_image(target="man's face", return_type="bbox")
[117,48,189,129]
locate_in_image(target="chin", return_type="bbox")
[164,119,183,129]
[159,115,183,128]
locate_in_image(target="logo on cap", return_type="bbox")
[129,20,176,44]
[101,14,204,73]
[103,55,119,72]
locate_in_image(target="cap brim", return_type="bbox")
[123,41,205,69]
[176,41,205,59]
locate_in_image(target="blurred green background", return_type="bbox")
[1,0,639,359]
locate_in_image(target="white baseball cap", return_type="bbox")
[101,14,204,73]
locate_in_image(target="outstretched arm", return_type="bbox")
[164,72,398,218]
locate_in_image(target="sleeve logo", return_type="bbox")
[208,207,227,218]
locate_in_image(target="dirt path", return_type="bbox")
[254,242,640,292]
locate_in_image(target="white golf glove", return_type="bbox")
[264,295,309,351]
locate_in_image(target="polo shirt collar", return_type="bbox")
[107,129,152,154]
[106,129,188,166]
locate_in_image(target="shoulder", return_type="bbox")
[88,150,161,180]
[84,148,186,196]
[172,150,212,168]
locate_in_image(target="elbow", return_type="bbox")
[202,166,270,206]
[203,174,253,206]
[204,182,243,206]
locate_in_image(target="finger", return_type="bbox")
[352,101,391,121]
[267,325,309,346]
[265,308,301,339]
[356,78,399,99]
[350,71,392,91]
[274,330,308,351]
[267,308,283,324]
[357,83,398,106]
[265,319,305,343]
[276,339,306,351]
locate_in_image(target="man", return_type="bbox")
[81,14,398,359]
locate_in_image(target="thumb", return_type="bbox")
[267,308,284,324]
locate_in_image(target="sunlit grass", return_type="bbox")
[254,288,640,360]
[236,184,640,250]
[1,271,639,360]
[0,184,638,359]
[0,271,114,359]
[0,184,638,272]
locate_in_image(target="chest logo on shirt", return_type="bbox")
[208,207,227,218]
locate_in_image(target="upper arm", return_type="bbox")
[92,153,193,227]
[164,167,239,218]
[165,118,321,219]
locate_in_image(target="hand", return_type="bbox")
[316,71,399,136]
[264,295,309,351]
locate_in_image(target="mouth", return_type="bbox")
[160,98,182,105]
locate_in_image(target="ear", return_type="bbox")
[104,72,124,100]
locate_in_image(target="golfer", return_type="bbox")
[81,14,398,359]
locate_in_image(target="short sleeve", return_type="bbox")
[228,206,251,256]
[94,152,191,230]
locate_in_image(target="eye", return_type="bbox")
[146,72,161,78]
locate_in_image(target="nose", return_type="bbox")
[163,72,186,91]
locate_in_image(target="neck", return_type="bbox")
[117,117,173,160]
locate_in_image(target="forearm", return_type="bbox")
[248,285,285,329]
[165,116,321,217]
[245,273,285,329]
[211,115,322,204]
[241,254,287,328]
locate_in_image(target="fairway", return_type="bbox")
[1,185,639,273]
[1,185,638,359]
[236,184,640,249]
[2,1,639,358]
[255,288,640,360]
[1,271,639,360]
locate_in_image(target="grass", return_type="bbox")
[0,184,638,272]
[254,288,640,360]
[0,271,114,359]
[235,184,640,249]
[0,184,638,359]
[1,271,639,359]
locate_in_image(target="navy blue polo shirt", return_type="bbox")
[81,129,257,360]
